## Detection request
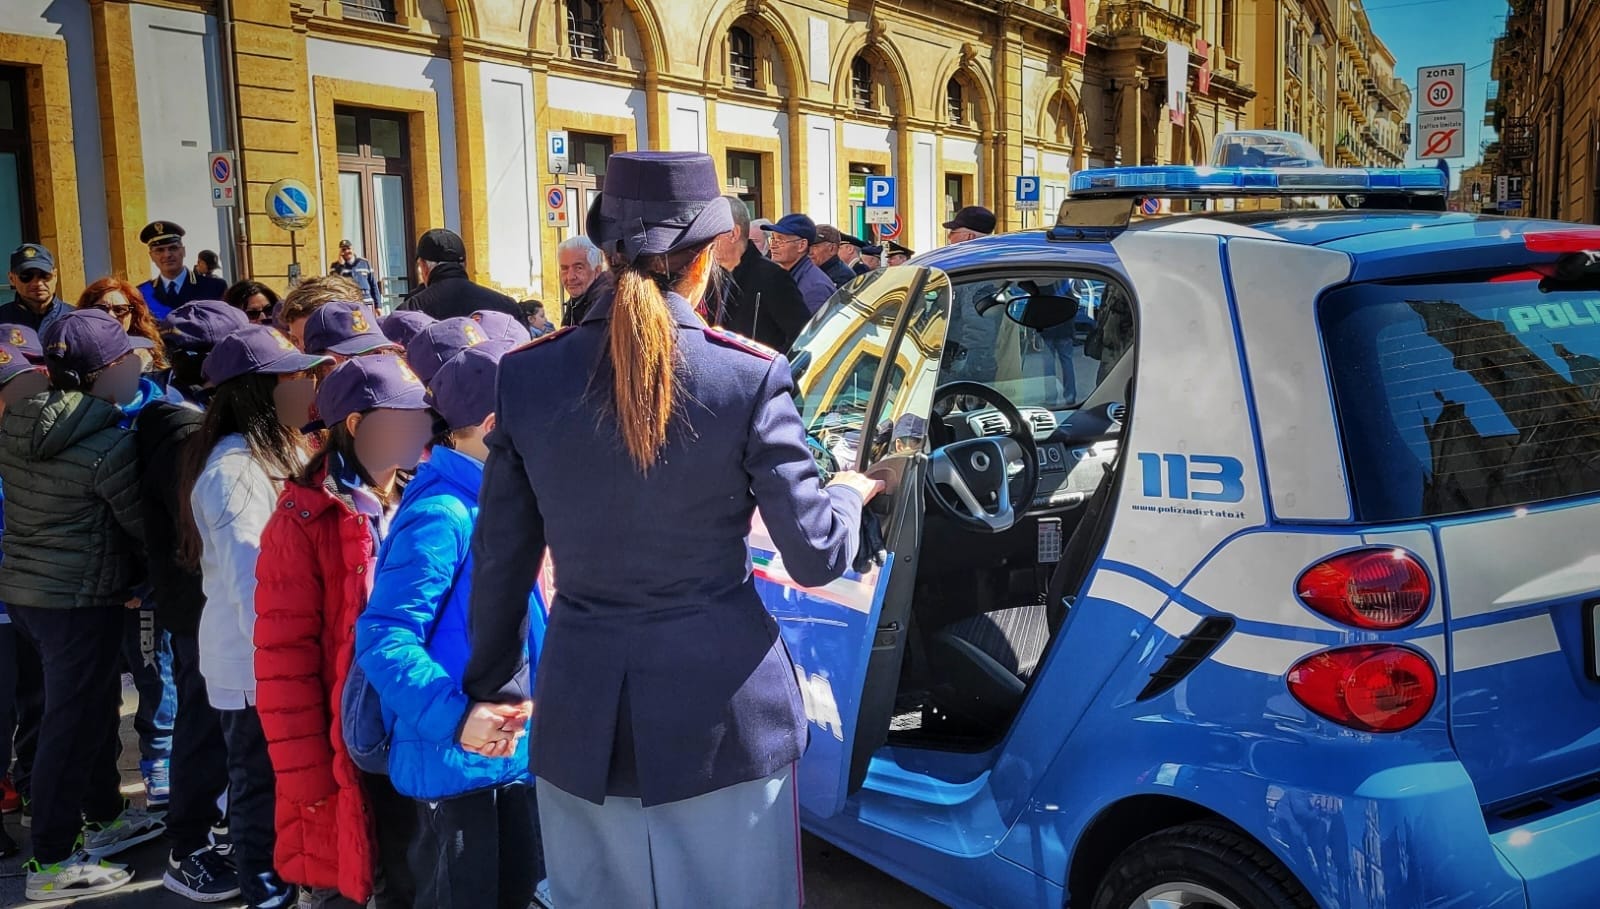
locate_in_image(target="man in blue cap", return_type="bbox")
[138,222,228,321]
[809,225,858,287]
[856,243,882,273]
[763,214,838,314]
[2,244,71,333]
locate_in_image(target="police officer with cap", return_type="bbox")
[856,243,882,274]
[2,243,71,333]
[462,150,881,909]
[329,240,382,308]
[883,239,914,265]
[138,221,228,321]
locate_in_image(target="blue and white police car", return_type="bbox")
[751,163,1600,908]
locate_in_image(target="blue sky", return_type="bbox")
[1362,0,1509,170]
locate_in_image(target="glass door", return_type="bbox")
[336,107,413,311]
[372,174,409,311]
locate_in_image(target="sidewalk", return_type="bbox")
[1,681,940,908]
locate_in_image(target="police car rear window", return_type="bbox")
[1321,280,1600,522]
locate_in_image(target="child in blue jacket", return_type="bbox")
[354,339,548,909]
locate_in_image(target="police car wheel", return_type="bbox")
[1091,822,1315,909]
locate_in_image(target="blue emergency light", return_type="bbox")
[1068,165,1449,198]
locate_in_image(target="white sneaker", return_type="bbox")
[535,878,556,908]
[83,801,168,858]
[23,851,133,900]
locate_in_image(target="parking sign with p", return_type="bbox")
[1016,176,1040,212]
[864,176,896,225]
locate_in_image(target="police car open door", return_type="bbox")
[753,267,950,819]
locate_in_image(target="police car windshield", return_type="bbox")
[1322,279,1600,521]
[941,275,1126,411]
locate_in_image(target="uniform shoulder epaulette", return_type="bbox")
[702,326,778,360]
[510,325,576,353]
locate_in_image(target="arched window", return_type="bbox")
[851,56,875,111]
[729,27,756,89]
[567,0,607,61]
[947,78,965,125]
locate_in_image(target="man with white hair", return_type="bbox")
[558,235,611,326]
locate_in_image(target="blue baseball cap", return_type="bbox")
[303,301,396,357]
[42,309,152,377]
[306,353,430,432]
[428,340,514,432]
[406,317,491,384]
[164,301,251,353]
[9,244,53,274]
[0,324,44,363]
[0,342,42,387]
[763,214,817,244]
[202,325,331,386]
[470,310,531,344]
[380,310,436,348]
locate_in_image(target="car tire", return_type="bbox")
[1090,821,1316,909]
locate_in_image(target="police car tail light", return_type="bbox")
[1296,549,1430,630]
[1523,229,1600,254]
[1288,645,1436,733]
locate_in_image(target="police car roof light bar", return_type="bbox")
[1067,165,1449,199]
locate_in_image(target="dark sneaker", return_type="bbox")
[163,846,241,903]
[23,851,133,900]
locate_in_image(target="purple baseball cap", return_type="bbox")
[406,317,490,384]
[42,309,152,377]
[470,310,531,345]
[0,324,43,363]
[380,310,437,348]
[302,300,396,357]
[165,300,251,353]
[305,353,430,432]
[202,325,331,386]
[0,342,42,387]
[428,340,514,432]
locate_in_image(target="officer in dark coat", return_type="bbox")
[138,221,229,321]
[397,228,525,325]
[462,151,881,909]
[856,243,882,273]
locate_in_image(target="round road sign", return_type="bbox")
[266,178,316,231]
[1427,80,1454,109]
[1139,197,1161,216]
[211,157,231,185]
[877,216,902,240]
[547,187,566,210]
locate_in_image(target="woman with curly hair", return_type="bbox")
[78,277,170,372]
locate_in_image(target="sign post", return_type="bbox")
[548,130,569,175]
[266,178,317,286]
[864,176,896,226]
[545,185,570,228]
[1415,63,1466,161]
[209,151,237,208]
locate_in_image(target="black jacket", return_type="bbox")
[136,399,207,636]
[561,271,614,328]
[719,243,812,352]
[819,255,856,287]
[398,262,525,324]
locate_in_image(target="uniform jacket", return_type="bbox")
[718,244,811,353]
[136,399,206,636]
[193,435,286,703]
[329,257,381,307]
[254,464,380,903]
[140,270,229,321]
[788,255,839,315]
[354,446,546,801]
[0,390,144,609]
[818,255,856,287]
[463,289,863,807]
[0,297,70,334]
[397,262,524,325]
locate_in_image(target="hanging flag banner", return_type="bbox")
[1068,0,1088,57]
[1167,42,1189,127]
[1196,39,1212,96]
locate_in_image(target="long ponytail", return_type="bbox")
[605,244,715,472]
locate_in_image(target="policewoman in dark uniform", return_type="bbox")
[461,151,881,908]
[137,221,228,321]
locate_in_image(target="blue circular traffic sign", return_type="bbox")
[265,178,316,230]
[212,157,231,184]
[547,187,566,209]
[1139,197,1160,216]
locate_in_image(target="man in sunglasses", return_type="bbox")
[1,244,71,334]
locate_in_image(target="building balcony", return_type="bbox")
[1100,0,1200,47]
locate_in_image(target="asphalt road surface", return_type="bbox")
[1,682,943,908]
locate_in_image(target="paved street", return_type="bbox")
[0,682,941,908]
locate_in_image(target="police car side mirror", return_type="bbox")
[1005,294,1081,331]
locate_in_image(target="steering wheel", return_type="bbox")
[924,382,1040,533]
